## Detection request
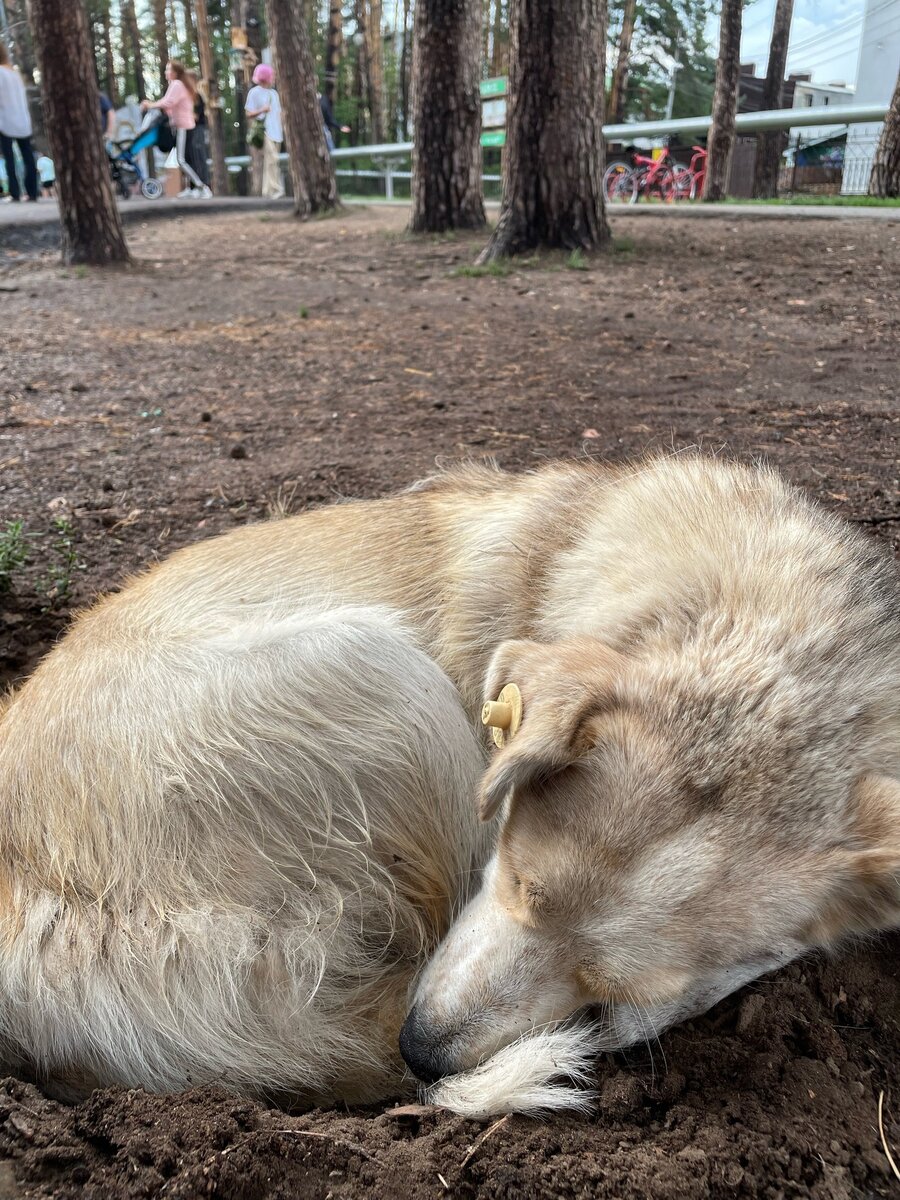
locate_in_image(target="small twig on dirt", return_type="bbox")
[877,1091,900,1182]
[849,515,900,525]
[271,1128,384,1165]
[437,1172,450,1190]
[459,1114,511,1173]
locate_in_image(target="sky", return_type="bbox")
[711,0,870,89]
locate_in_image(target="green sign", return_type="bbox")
[480,77,507,98]
[480,130,506,148]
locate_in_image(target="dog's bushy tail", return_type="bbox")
[423,1022,597,1120]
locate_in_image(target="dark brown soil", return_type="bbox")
[0,207,898,1198]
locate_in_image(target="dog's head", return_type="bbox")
[400,636,900,1084]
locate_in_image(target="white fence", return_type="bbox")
[223,104,890,199]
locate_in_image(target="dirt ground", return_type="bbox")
[0,206,898,1198]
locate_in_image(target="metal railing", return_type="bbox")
[222,104,890,201]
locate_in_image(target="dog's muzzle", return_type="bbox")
[398,1004,454,1085]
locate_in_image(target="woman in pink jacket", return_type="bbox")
[142,61,211,199]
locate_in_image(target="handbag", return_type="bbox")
[249,117,266,150]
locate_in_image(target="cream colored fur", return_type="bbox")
[0,454,897,1116]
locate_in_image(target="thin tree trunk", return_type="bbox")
[752,0,794,199]
[122,0,146,100]
[607,0,636,127]
[365,0,385,142]
[869,67,900,197]
[6,0,36,84]
[400,0,411,136]
[180,0,198,66]
[101,3,118,104]
[151,0,170,91]
[266,0,339,217]
[325,0,343,108]
[409,0,486,233]
[479,0,610,260]
[28,0,130,265]
[703,0,742,202]
[194,0,229,195]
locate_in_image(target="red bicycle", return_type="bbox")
[683,145,707,199]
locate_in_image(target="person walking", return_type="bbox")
[185,71,211,189]
[319,92,350,154]
[0,44,39,204]
[142,60,211,199]
[245,64,285,200]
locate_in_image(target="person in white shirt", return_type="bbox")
[245,64,285,200]
[0,43,38,203]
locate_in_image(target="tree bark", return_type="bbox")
[752,0,793,199]
[194,0,229,195]
[703,0,742,202]
[325,0,343,108]
[121,0,146,100]
[5,0,36,84]
[869,67,900,198]
[266,0,340,218]
[409,0,485,232]
[479,0,610,260]
[151,0,170,92]
[608,0,636,127]
[27,0,130,265]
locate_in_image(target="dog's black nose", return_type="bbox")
[399,1004,449,1085]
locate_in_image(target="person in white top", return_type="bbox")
[0,43,38,203]
[245,64,285,200]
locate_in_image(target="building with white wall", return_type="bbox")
[842,0,900,192]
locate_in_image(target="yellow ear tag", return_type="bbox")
[481,682,523,749]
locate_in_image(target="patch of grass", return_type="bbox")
[43,516,80,608]
[258,214,272,223]
[612,235,636,255]
[299,306,309,319]
[74,265,88,279]
[566,249,589,271]
[452,261,513,278]
[0,520,28,595]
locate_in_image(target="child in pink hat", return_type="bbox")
[246,64,284,199]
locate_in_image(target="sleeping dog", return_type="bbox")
[0,455,897,1116]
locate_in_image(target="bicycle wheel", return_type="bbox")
[671,165,693,201]
[629,167,649,204]
[690,169,705,200]
[603,162,636,204]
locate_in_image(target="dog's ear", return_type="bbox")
[808,774,900,943]
[479,637,629,821]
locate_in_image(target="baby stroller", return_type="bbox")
[108,110,171,200]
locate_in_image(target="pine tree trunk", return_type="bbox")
[101,3,118,104]
[752,0,793,199]
[365,0,385,141]
[122,0,146,100]
[28,0,131,266]
[703,0,742,202]
[151,0,170,91]
[6,0,36,84]
[325,0,343,108]
[266,0,340,217]
[400,0,411,135]
[869,67,900,198]
[479,0,610,261]
[409,0,485,233]
[194,0,229,195]
[180,0,198,66]
[608,0,636,126]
